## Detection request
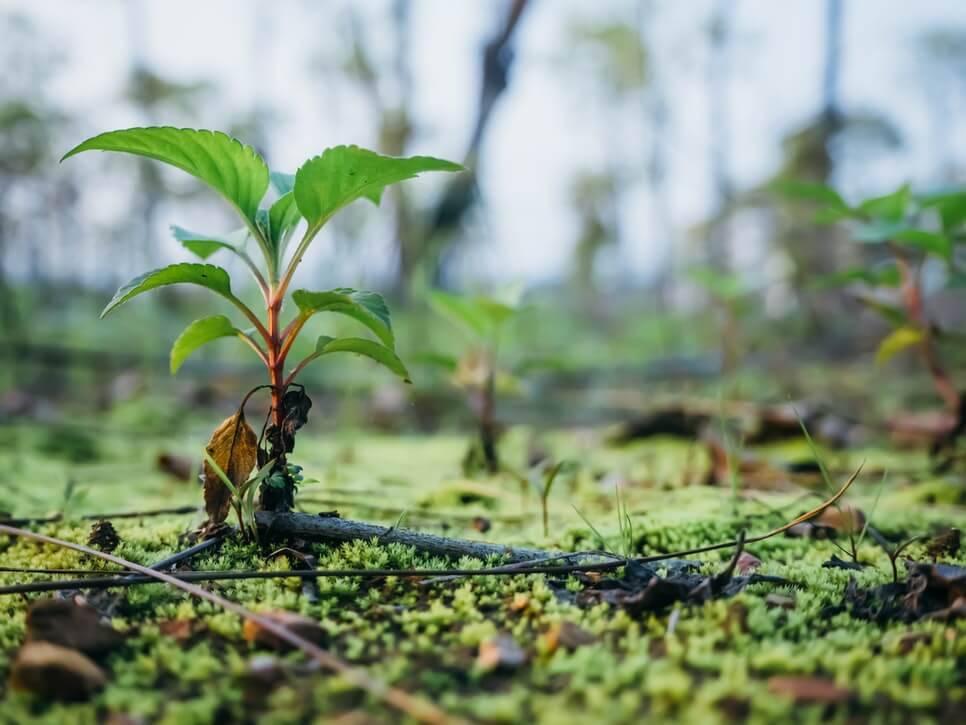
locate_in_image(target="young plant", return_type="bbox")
[780,181,965,426]
[424,289,522,475]
[63,127,461,519]
[529,460,570,538]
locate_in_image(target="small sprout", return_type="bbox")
[64,127,462,517]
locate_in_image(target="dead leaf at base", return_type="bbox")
[767,675,853,705]
[203,411,258,525]
[477,633,526,672]
[10,642,107,702]
[26,598,125,657]
[242,611,327,652]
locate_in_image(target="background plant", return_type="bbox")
[63,126,461,517]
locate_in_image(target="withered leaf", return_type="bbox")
[26,598,125,657]
[203,411,258,524]
[477,633,527,672]
[10,642,107,702]
[767,675,853,705]
[545,621,596,653]
[242,610,327,652]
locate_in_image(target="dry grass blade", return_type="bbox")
[0,524,459,725]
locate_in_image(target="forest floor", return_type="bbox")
[0,405,964,724]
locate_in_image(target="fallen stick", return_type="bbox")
[255,511,551,562]
[254,464,862,564]
[1,505,201,527]
[0,524,457,725]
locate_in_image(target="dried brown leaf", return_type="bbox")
[10,642,107,701]
[242,610,327,652]
[26,598,125,656]
[767,675,852,704]
[544,621,596,653]
[477,633,526,672]
[203,411,258,524]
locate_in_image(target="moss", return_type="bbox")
[0,422,964,722]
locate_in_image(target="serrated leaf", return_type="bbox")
[291,288,394,347]
[858,184,910,223]
[875,326,924,366]
[293,145,462,232]
[202,412,257,525]
[171,225,246,260]
[170,315,241,374]
[307,335,411,382]
[62,127,269,224]
[101,263,233,318]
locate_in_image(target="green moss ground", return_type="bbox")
[0,417,964,724]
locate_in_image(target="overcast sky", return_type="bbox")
[4,0,966,288]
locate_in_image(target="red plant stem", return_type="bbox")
[266,293,285,428]
[895,253,960,411]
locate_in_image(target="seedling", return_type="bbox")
[780,181,965,443]
[689,266,756,374]
[529,460,571,538]
[63,127,461,520]
[424,289,522,475]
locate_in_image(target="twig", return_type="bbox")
[1,467,861,596]
[0,523,457,725]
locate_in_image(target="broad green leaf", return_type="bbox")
[771,179,850,210]
[101,263,233,318]
[815,263,901,290]
[170,315,241,373]
[920,190,966,233]
[268,192,301,250]
[428,290,516,339]
[293,145,462,232]
[307,335,411,382]
[171,225,247,260]
[858,184,910,223]
[875,326,924,366]
[855,297,908,327]
[892,229,951,259]
[852,220,908,243]
[291,288,394,347]
[62,127,269,224]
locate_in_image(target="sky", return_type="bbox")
[3,0,966,288]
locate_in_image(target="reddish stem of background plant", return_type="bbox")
[894,253,960,411]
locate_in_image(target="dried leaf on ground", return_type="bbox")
[767,675,853,704]
[9,642,107,701]
[477,633,526,672]
[242,610,327,652]
[26,598,125,656]
[203,411,258,524]
[87,520,121,552]
[544,621,596,653]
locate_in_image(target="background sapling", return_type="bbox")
[781,181,966,454]
[424,288,523,475]
[63,126,462,520]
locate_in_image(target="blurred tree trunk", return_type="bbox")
[706,0,736,272]
[427,0,530,289]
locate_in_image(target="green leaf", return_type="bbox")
[892,229,951,259]
[309,335,411,382]
[62,127,269,224]
[101,263,234,318]
[427,290,516,339]
[858,184,910,223]
[170,315,241,373]
[815,263,901,290]
[852,220,908,243]
[875,326,924,366]
[171,225,246,260]
[771,180,849,209]
[293,145,462,232]
[291,288,394,347]
[855,297,908,327]
[268,192,301,251]
[270,171,295,195]
[920,190,966,233]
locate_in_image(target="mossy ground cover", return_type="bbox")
[0,413,963,724]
